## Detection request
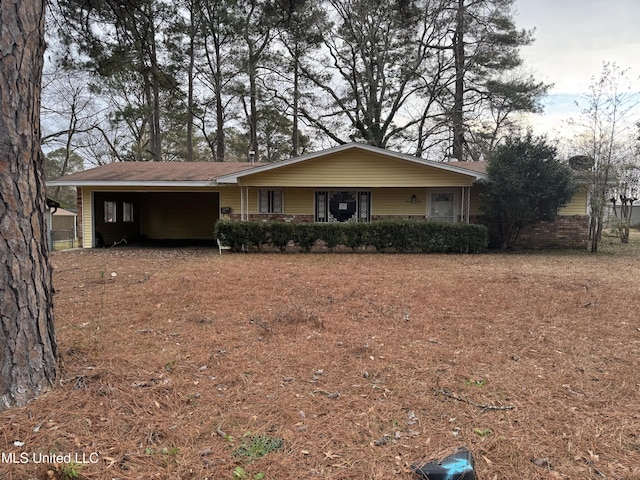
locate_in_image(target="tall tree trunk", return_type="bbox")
[151,72,162,162]
[186,4,196,162]
[149,17,163,162]
[215,42,225,162]
[248,60,259,161]
[452,0,465,161]
[292,43,300,157]
[0,0,58,411]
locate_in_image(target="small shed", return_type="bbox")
[47,202,78,250]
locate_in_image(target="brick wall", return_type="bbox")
[229,214,315,223]
[470,214,590,250]
[371,215,426,221]
[229,214,426,223]
[517,215,590,250]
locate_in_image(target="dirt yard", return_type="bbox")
[1,235,639,480]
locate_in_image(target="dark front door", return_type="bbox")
[315,190,370,222]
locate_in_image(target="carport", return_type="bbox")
[92,190,220,246]
[46,161,260,248]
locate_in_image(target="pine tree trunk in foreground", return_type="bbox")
[0,0,58,410]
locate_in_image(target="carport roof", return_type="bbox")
[47,161,265,187]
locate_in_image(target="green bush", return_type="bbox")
[215,219,488,253]
[291,223,318,252]
[264,222,291,251]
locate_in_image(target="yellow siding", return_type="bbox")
[236,187,433,216]
[222,187,314,215]
[370,188,426,215]
[465,185,589,217]
[560,186,588,215]
[82,188,92,248]
[281,188,312,214]
[220,188,241,212]
[469,186,483,216]
[239,151,476,187]
[239,187,480,217]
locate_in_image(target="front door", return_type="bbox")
[315,191,370,222]
[429,192,455,222]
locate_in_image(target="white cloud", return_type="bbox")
[515,0,640,139]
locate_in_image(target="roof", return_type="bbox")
[46,144,487,187]
[52,208,77,216]
[216,143,487,183]
[47,161,265,187]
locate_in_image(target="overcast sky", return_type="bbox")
[515,0,640,140]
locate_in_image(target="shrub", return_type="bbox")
[215,219,488,253]
[480,134,575,249]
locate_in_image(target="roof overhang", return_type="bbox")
[45,180,221,188]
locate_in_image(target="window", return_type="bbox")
[122,202,134,222]
[258,189,283,214]
[104,201,117,223]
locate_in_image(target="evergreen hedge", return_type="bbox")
[215,219,488,253]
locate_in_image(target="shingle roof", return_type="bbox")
[48,161,264,186]
[52,208,77,216]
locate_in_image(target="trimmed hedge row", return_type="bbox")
[215,219,488,253]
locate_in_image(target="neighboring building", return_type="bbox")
[50,208,78,250]
[46,199,78,251]
[46,143,590,249]
[605,204,640,227]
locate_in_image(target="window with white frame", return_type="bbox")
[104,201,117,223]
[122,202,134,222]
[258,189,283,214]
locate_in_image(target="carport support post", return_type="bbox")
[461,186,470,223]
[241,186,249,221]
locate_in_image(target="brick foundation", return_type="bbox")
[229,214,427,223]
[371,215,426,221]
[229,214,315,223]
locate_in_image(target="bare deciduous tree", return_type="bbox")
[571,62,639,252]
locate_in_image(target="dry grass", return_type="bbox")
[1,232,640,480]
